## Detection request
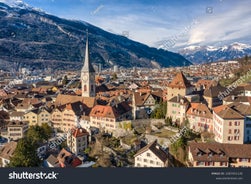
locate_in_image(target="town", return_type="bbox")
[0,35,251,168]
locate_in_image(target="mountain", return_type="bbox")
[0,2,191,71]
[179,42,251,64]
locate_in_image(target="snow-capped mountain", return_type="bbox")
[179,42,251,64]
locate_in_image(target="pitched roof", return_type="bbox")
[0,141,17,160]
[168,71,192,88]
[187,103,212,119]
[227,102,251,116]
[204,85,226,98]
[46,154,59,166]
[213,105,244,119]
[55,94,95,108]
[70,127,89,138]
[57,148,82,168]
[189,142,251,162]
[134,140,168,163]
[169,95,189,105]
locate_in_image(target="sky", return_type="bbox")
[1,0,251,51]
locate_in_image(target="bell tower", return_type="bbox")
[81,31,96,97]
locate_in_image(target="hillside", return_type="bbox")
[0,2,191,71]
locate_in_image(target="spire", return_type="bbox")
[82,30,95,73]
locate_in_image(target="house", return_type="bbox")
[167,95,189,125]
[188,142,251,167]
[203,83,226,109]
[0,141,17,167]
[23,109,39,126]
[45,154,60,168]
[67,127,89,155]
[166,71,193,101]
[213,103,251,144]
[56,148,82,168]
[134,140,169,167]
[186,103,213,132]
[132,92,161,119]
[1,121,29,141]
[223,95,251,105]
[89,102,132,132]
[9,111,25,121]
[51,106,64,131]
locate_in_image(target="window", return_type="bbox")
[84,85,87,92]
[150,160,154,164]
[229,129,232,134]
[147,153,151,157]
[229,122,232,126]
[91,85,94,92]
[137,163,141,167]
[143,159,147,163]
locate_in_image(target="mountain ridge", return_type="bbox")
[0,2,191,71]
[179,42,251,64]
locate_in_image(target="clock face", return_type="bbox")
[82,75,88,82]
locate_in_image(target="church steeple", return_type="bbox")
[81,30,96,97]
[82,30,95,73]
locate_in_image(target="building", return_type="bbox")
[134,140,169,168]
[23,108,51,126]
[132,92,161,119]
[67,127,89,155]
[0,141,17,167]
[90,102,132,132]
[9,111,25,121]
[187,103,213,133]
[213,103,251,144]
[51,101,88,132]
[203,83,226,109]
[81,32,96,97]
[1,121,29,141]
[188,142,251,167]
[56,148,82,168]
[167,95,189,125]
[166,71,193,101]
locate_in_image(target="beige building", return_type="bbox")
[203,84,226,109]
[0,141,17,167]
[134,140,169,168]
[167,95,189,125]
[213,105,244,144]
[1,121,29,141]
[166,71,193,101]
[23,108,51,126]
[90,102,132,132]
[188,142,251,167]
[51,101,87,132]
[187,103,213,133]
[51,107,64,131]
[67,127,89,155]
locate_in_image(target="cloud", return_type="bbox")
[186,1,251,46]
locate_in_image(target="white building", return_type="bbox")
[134,140,169,168]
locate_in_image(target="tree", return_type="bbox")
[41,123,53,141]
[26,125,47,144]
[8,138,41,167]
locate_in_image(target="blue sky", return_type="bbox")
[2,0,251,51]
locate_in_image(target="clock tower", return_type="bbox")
[81,32,96,97]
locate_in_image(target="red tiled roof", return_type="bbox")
[168,71,192,88]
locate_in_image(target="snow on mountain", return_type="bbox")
[179,42,251,64]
